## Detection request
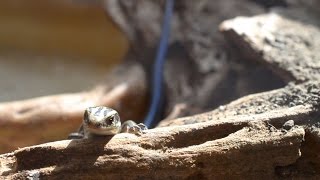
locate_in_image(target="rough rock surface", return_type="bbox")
[106,0,283,118]
[0,114,306,179]
[220,13,320,82]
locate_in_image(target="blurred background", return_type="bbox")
[0,0,128,102]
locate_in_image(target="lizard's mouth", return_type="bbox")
[84,124,120,135]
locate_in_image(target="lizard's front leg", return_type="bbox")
[121,120,148,135]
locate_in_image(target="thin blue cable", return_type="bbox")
[143,0,174,128]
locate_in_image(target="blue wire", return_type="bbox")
[143,0,174,128]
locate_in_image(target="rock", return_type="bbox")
[0,115,305,179]
[220,13,320,82]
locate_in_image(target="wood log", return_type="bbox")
[0,110,308,179]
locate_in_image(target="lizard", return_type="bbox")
[69,106,147,139]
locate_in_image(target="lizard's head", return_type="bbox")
[83,106,121,135]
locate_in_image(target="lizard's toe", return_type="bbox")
[137,123,148,131]
[127,124,147,135]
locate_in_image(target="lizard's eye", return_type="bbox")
[107,116,114,124]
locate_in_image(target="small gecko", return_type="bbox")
[69,106,147,139]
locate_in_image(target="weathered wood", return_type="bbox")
[0,111,306,179]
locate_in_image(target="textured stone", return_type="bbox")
[220,13,320,82]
